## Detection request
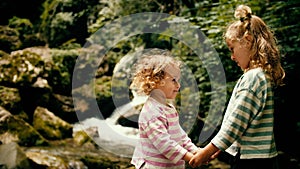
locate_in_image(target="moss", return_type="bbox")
[81,155,120,169]
[33,107,73,140]
[0,25,21,53]
[7,116,48,146]
[73,130,91,146]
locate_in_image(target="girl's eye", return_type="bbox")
[172,78,180,84]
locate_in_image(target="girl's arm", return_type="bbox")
[189,142,220,167]
[183,151,194,162]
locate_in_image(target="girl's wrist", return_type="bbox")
[183,152,193,161]
[205,143,219,156]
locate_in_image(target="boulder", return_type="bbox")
[33,106,73,140]
[0,106,48,146]
[0,142,31,169]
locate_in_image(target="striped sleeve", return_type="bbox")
[212,69,267,151]
[212,88,262,151]
[180,128,199,153]
[141,116,188,164]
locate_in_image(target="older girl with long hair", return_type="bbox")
[189,4,285,169]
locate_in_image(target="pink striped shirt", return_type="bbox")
[131,97,198,169]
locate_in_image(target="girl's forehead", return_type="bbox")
[226,39,234,45]
[226,39,239,47]
[164,63,180,78]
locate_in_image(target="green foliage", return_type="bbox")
[59,39,82,50]
[39,0,95,47]
[8,16,34,35]
[0,26,21,53]
[95,76,112,99]
[50,48,80,95]
[8,17,46,49]
[176,87,201,132]
[50,12,75,44]
[88,0,196,34]
[88,0,122,33]
[95,76,115,118]
[263,1,300,72]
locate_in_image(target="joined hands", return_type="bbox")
[189,146,221,168]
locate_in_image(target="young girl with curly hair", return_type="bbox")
[130,49,199,169]
[189,4,285,169]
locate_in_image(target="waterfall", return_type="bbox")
[73,93,147,157]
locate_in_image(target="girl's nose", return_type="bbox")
[176,82,181,89]
[231,54,235,61]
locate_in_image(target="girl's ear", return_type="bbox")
[244,34,253,43]
[243,34,252,48]
[159,80,166,86]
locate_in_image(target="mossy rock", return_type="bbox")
[33,106,73,140]
[0,106,48,146]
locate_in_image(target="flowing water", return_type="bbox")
[73,95,147,158]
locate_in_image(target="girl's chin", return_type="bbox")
[167,95,177,100]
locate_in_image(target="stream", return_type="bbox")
[73,95,147,158]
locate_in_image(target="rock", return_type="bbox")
[23,137,134,169]
[0,86,28,121]
[45,93,78,123]
[0,106,48,146]
[0,142,31,169]
[73,129,98,146]
[33,106,73,140]
[25,150,69,169]
[115,103,143,129]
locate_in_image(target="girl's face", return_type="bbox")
[226,39,251,71]
[157,66,181,99]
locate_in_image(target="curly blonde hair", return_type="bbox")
[130,49,181,95]
[224,4,285,87]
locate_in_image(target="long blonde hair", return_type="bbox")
[224,5,285,87]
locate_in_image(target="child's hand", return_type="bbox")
[189,148,207,168]
[189,144,220,168]
[193,147,202,154]
[207,150,221,163]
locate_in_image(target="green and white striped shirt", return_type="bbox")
[212,68,278,159]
